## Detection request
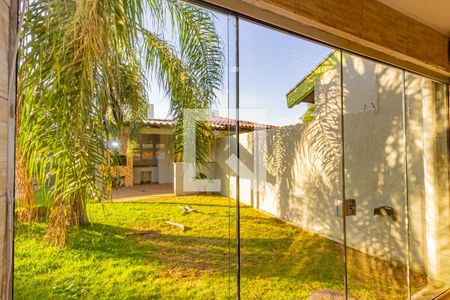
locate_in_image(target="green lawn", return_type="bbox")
[15,195,419,299]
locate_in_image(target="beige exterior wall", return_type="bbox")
[405,74,450,284]
[215,53,449,284]
[0,0,14,297]
[0,0,10,195]
[342,55,408,264]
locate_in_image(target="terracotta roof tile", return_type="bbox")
[142,116,276,131]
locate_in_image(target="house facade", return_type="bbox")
[117,115,270,192]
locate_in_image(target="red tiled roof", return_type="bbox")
[209,116,277,130]
[142,119,174,128]
[142,116,276,131]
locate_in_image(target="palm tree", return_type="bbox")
[17,0,223,246]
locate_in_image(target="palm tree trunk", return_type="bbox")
[45,192,89,246]
[45,196,70,246]
[15,148,38,222]
[72,197,89,226]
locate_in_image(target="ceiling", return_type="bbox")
[377,0,450,37]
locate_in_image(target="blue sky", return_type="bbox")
[148,9,332,126]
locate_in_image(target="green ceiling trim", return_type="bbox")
[286,51,339,108]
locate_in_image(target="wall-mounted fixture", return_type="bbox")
[374,206,398,221]
[336,199,356,217]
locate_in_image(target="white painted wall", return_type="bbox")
[173,162,219,196]
[157,135,174,184]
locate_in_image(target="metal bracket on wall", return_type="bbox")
[336,199,356,217]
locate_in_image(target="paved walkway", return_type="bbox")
[112,183,173,201]
[308,289,356,300]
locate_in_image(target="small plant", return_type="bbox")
[195,172,208,180]
[301,104,316,124]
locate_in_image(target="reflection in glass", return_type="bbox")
[234,18,346,299]
[343,53,411,299]
[13,0,450,297]
[405,73,450,299]
[14,2,236,299]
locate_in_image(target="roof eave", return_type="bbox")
[285,50,338,108]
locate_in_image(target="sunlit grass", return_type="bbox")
[15,195,417,299]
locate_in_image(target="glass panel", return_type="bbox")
[343,53,410,299]
[154,6,239,299]
[236,18,345,299]
[226,13,239,299]
[405,73,450,299]
[14,2,236,299]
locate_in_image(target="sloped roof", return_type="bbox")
[142,119,174,128]
[142,116,276,131]
[286,51,338,108]
[209,116,277,130]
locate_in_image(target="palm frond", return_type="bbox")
[18,0,224,245]
[141,29,215,164]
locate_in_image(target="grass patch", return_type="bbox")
[15,195,420,299]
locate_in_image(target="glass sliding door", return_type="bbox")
[234,18,346,299]
[226,13,239,299]
[342,53,411,299]
[405,73,450,299]
[15,0,450,298]
[165,5,239,299]
[14,1,238,299]
[226,17,450,298]
[341,52,450,299]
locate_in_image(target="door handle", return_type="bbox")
[374,206,398,221]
